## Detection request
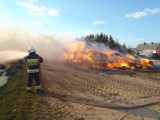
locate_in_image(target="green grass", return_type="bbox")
[0,68,22,119]
[0,66,38,120]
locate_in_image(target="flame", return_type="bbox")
[63,41,94,63]
[63,41,152,70]
[139,59,151,68]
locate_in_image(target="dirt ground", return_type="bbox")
[40,61,160,120]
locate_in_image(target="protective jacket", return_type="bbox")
[24,52,43,73]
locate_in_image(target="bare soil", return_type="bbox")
[40,61,160,120]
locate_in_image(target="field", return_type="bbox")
[0,60,160,120]
[39,61,160,120]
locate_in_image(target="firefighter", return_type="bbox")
[24,46,43,93]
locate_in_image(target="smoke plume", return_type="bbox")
[0,28,74,64]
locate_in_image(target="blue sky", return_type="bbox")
[0,0,160,47]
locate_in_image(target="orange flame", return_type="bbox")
[63,41,152,70]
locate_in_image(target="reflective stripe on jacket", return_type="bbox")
[27,59,39,66]
[27,58,39,73]
[27,69,39,73]
[24,52,43,73]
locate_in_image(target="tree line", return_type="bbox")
[81,33,127,52]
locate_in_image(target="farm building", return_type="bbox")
[130,42,160,59]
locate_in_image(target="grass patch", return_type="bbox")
[0,66,39,120]
[0,67,24,119]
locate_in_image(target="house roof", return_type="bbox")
[129,48,138,51]
[136,43,160,51]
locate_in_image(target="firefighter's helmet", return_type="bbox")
[28,46,36,53]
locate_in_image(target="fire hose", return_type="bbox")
[38,60,160,109]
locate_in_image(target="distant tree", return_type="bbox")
[108,35,116,49]
[84,34,95,42]
[128,49,134,54]
[123,44,126,48]
[82,33,126,52]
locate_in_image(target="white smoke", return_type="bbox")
[0,51,27,63]
[0,27,74,64]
